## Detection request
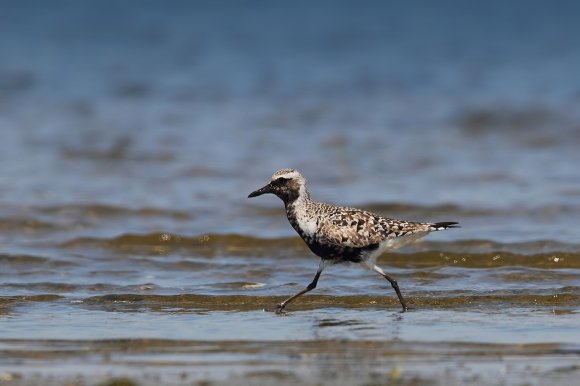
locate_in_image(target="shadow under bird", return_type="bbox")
[248,168,459,313]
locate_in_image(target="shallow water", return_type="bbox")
[1,1,580,385]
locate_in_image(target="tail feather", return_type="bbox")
[430,221,460,231]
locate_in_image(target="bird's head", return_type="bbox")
[248,168,308,204]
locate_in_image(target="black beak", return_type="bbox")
[248,183,273,198]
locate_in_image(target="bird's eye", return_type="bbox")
[274,177,289,184]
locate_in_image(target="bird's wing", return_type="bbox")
[316,207,431,249]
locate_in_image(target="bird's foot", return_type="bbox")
[264,304,287,315]
[400,305,412,313]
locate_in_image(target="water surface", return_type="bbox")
[1,1,579,385]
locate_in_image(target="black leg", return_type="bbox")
[381,272,408,312]
[369,263,408,312]
[270,269,322,315]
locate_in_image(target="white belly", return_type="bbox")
[363,231,431,264]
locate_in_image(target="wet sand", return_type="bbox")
[1,338,579,386]
[1,237,579,385]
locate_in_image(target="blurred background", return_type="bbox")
[1,1,579,235]
[0,0,580,241]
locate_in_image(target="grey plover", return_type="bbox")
[248,168,458,313]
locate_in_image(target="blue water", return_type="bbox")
[1,1,580,224]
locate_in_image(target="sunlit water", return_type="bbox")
[1,1,579,385]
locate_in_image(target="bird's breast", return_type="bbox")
[295,214,318,236]
[286,207,318,238]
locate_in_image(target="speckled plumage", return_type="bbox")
[287,201,448,263]
[248,168,458,313]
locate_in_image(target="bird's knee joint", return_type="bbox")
[307,282,317,290]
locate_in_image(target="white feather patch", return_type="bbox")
[272,170,302,181]
[379,232,429,250]
[296,213,318,236]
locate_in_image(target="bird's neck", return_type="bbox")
[283,186,311,211]
[284,190,316,239]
